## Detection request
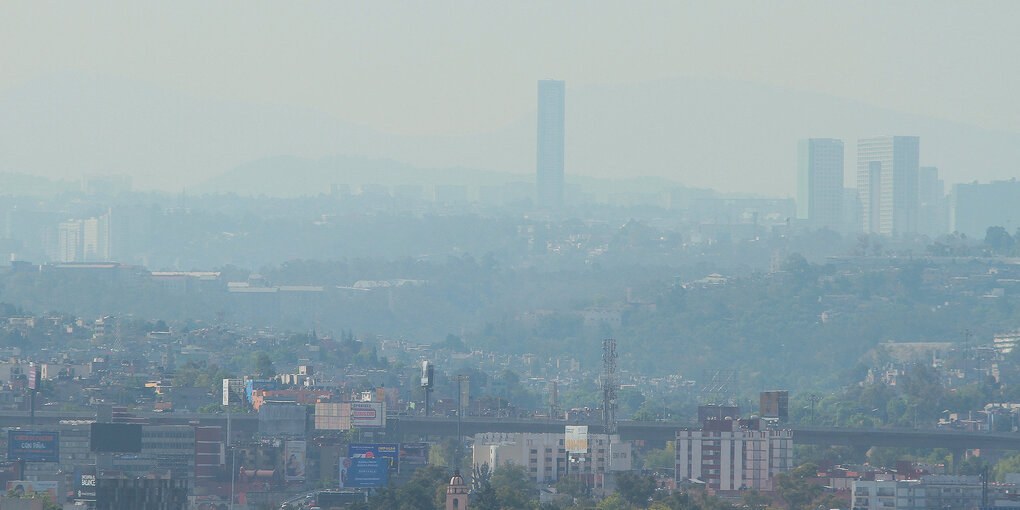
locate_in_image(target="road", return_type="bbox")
[5,410,1018,455]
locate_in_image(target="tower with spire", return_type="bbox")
[446,469,469,510]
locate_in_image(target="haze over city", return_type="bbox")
[1,1,1018,194]
[2,3,1020,510]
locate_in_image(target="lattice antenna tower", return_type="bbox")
[700,369,739,405]
[602,338,618,434]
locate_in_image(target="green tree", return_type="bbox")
[490,463,534,506]
[773,463,822,510]
[253,351,276,378]
[994,452,1020,481]
[614,472,657,508]
[597,493,631,510]
[742,489,771,510]
[643,442,675,473]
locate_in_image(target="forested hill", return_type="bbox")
[467,255,1020,392]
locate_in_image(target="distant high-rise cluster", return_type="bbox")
[536,80,565,210]
[57,210,112,262]
[797,135,954,238]
[951,179,1020,237]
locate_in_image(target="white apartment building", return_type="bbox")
[472,432,625,484]
[675,418,792,491]
[852,475,985,510]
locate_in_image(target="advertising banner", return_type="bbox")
[7,481,58,501]
[314,402,385,430]
[339,457,389,488]
[565,425,588,454]
[90,423,143,453]
[284,440,306,482]
[223,378,245,406]
[76,472,97,500]
[258,403,306,437]
[8,431,59,462]
[348,443,399,469]
[348,402,386,428]
[400,442,429,465]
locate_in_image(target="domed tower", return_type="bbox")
[446,469,469,510]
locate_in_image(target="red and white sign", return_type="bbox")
[348,402,386,428]
[315,402,386,430]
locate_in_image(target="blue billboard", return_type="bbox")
[339,457,388,488]
[8,431,59,462]
[348,443,399,470]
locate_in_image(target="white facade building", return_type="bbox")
[851,475,984,510]
[675,418,792,491]
[472,432,623,484]
[857,136,920,236]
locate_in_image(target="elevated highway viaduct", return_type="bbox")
[5,411,1017,467]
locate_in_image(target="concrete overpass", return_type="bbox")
[4,411,1018,456]
[391,416,1020,452]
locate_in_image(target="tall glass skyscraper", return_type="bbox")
[537,80,565,209]
[857,136,920,236]
[797,138,844,231]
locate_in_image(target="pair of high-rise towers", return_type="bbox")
[798,136,935,236]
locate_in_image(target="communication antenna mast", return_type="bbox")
[602,338,618,434]
[700,369,739,405]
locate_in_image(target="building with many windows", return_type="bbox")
[857,136,920,236]
[797,138,844,231]
[675,417,792,491]
[472,432,624,486]
[851,475,987,510]
[950,178,1020,238]
[536,79,565,210]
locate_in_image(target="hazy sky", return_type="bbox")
[1,1,1017,187]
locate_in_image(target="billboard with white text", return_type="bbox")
[565,425,588,454]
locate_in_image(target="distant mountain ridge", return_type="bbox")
[199,154,707,199]
[1,72,1018,196]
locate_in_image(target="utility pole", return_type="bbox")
[601,339,617,435]
[421,361,434,418]
[453,374,470,471]
[601,339,617,493]
[807,394,821,425]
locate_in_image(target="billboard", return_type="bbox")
[760,391,789,421]
[284,440,307,482]
[315,402,386,430]
[223,378,245,406]
[8,431,59,462]
[565,426,588,454]
[400,442,429,465]
[459,379,470,409]
[28,363,38,390]
[315,403,344,430]
[90,423,142,453]
[349,402,386,428]
[349,443,399,470]
[421,361,433,388]
[76,471,97,501]
[258,403,306,437]
[339,457,389,488]
[7,481,58,501]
